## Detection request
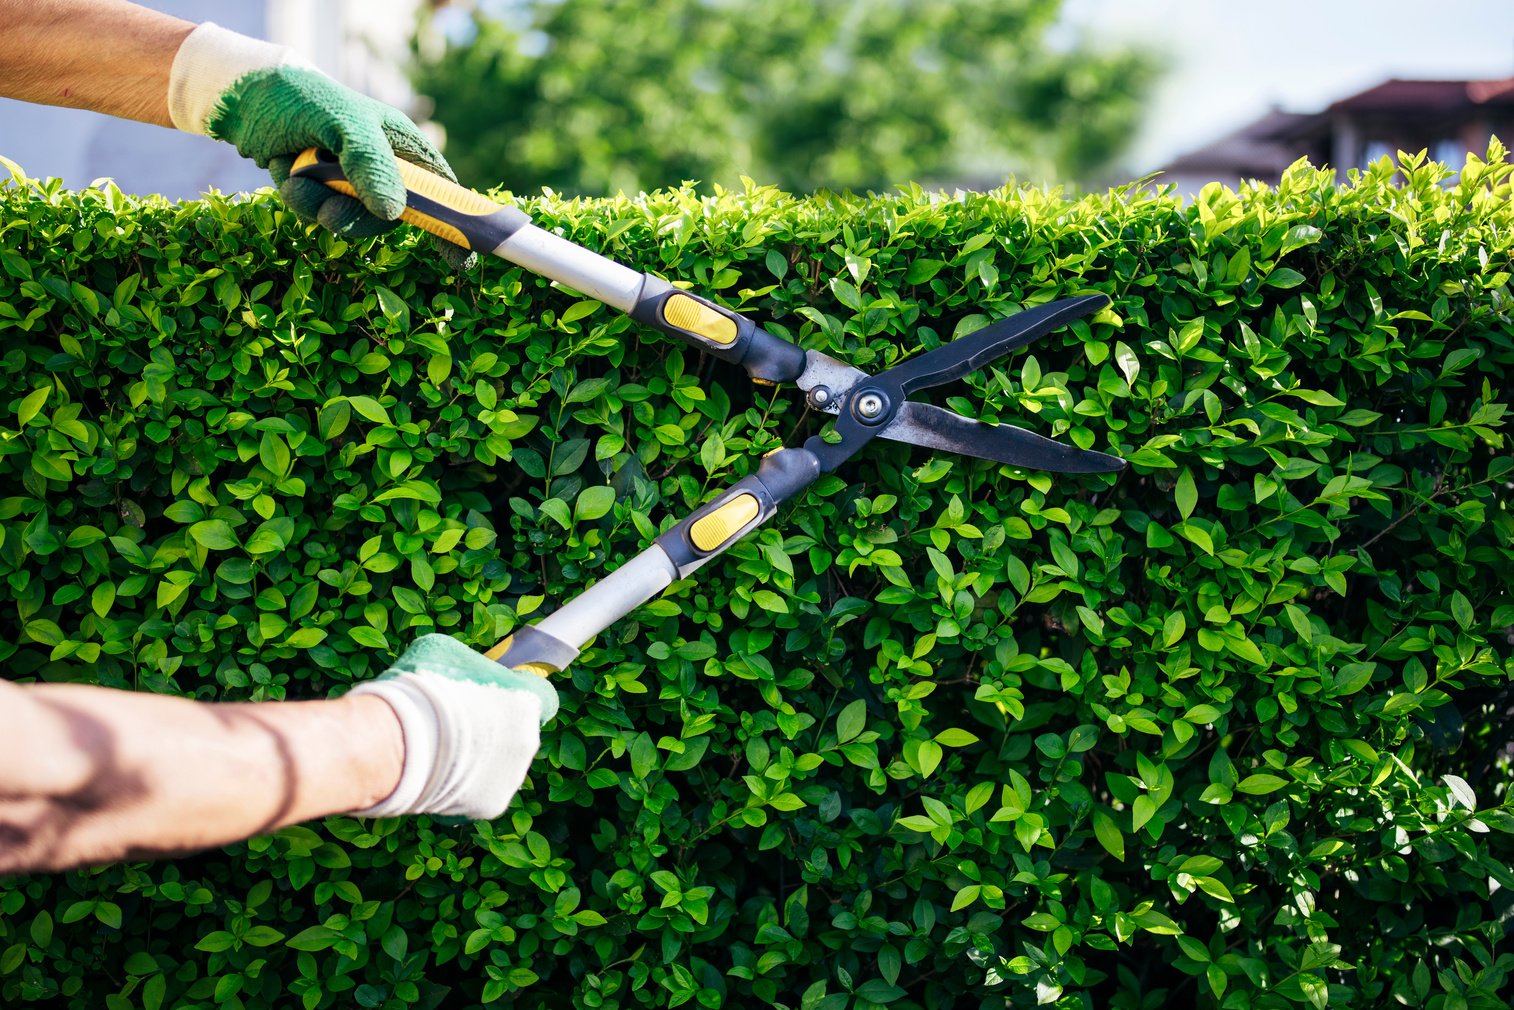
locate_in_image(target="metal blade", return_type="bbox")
[881,295,1109,396]
[794,349,868,413]
[877,401,1126,473]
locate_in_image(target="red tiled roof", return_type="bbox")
[1329,78,1514,113]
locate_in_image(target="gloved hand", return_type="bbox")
[347,635,559,819]
[166,22,475,271]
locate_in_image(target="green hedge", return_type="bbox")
[2,147,1513,1010]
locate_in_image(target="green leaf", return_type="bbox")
[950,884,981,912]
[285,926,340,952]
[575,485,616,521]
[1235,774,1288,795]
[1450,590,1474,630]
[373,480,442,504]
[29,911,52,948]
[1176,935,1210,962]
[836,699,867,744]
[1132,794,1157,832]
[16,386,49,426]
[30,452,71,482]
[897,815,939,833]
[195,930,236,953]
[286,628,327,649]
[914,739,942,779]
[1280,224,1322,256]
[905,259,946,284]
[348,395,390,424]
[561,300,601,324]
[1162,610,1186,648]
[349,627,389,649]
[853,980,905,1004]
[1175,468,1197,520]
[1443,774,1477,810]
[163,500,204,523]
[1092,810,1124,860]
[24,619,64,646]
[375,285,409,323]
[241,926,285,947]
[189,520,238,550]
[934,727,979,747]
[630,733,657,779]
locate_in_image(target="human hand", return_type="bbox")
[168,23,475,270]
[347,635,559,820]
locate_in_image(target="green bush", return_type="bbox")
[2,147,1513,1010]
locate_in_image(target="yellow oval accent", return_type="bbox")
[689,493,760,552]
[664,294,738,345]
[485,634,558,677]
[484,635,514,661]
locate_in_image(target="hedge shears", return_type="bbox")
[291,150,1124,676]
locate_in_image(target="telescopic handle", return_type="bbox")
[289,149,807,384]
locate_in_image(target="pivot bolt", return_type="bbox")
[855,392,886,420]
[808,385,834,409]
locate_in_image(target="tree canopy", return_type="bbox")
[413,0,1156,195]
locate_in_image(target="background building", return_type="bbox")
[1159,77,1514,193]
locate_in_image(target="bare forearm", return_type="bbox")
[0,682,403,873]
[0,0,194,125]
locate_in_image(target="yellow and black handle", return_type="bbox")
[290,149,808,384]
[652,446,819,574]
[627,275,807,384]
[290,148,531,253]
[485,446,823,674]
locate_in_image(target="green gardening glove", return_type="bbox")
[167,23,475,270]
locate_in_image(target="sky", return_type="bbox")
[1059,0,1514,173]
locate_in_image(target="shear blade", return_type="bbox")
[878,401,1125,473]
[886,294,1110,395]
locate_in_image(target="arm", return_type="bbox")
[0,0,193,125]
[0,678,403,872]
[0,636,558,874]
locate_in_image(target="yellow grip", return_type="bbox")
[390,160,500,251]
[663,293,738,346]
[689,493,761,552]
[484,635,556,677]
[289,148,511,252]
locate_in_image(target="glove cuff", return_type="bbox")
[345,664,547,820]
[346,677,440,817]
[167,22,312,135]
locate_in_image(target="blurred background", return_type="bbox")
[3,0,1514,199]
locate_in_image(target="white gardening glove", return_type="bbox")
[348,635,559,820]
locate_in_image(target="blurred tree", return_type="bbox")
[413,0,1156,195]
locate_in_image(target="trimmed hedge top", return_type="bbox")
[1,147,1512,1010]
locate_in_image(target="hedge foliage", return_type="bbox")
[2,146,1513,1010]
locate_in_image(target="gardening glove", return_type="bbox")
[166,22,475,270]
[347,634,559,820]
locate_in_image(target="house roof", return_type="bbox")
[1158,76,1514,177]
[1328,77,1514,114]
[1160,109,1321,174]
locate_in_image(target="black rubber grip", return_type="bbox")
[655,447,821,574]
[630,277,807,384]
